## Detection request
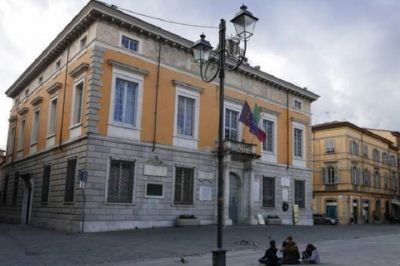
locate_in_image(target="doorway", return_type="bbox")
[352,200,359,224]
[326,200,337,218]
[21,175,33,224]
[229,173,241,224]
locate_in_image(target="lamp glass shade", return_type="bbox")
[231,5,258,40]
[192,34,213,63]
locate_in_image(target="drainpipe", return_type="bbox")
[58,44,71,150]
[152,39,162,152]
[286,91,290,170]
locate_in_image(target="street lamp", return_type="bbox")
[192,5,258,266]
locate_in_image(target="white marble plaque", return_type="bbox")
[199,186,212,201]
[198,170,215,180]
[253,181,260,202]
[282,188,288,202]
[144,164,167,177]
[281,177,290,187]
[257,214,265,225]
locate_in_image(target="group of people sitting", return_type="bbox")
[259,236,320,265]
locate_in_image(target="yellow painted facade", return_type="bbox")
[312,122,400,224]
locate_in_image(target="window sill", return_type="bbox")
[69,123,82,130]
[103,202,136,206]
[30,142,38,147]
[40,202,49,205]
[108,122,141,131]
[172,204,195,207]
[63,202,75,205]
[145,195,164,199]
[46,134,56,139]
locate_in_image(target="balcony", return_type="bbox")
[325,184,337,191]
[223,140,259,160]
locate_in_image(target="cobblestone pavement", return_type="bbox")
[1,223,400,265]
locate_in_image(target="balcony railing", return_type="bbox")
[325,184,337,191]
[224,140,258,158]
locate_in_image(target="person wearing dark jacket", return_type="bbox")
[282,240,300,264]
[259,240,281,266]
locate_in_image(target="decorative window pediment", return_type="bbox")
[30,96,43,106]
[172,80,204,94]
[18,107,29,116]
[69,63,89,78]
[108,60,149,76]
[47,82,62,94]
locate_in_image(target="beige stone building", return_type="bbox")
[312,121,400,224]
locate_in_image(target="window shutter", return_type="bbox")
[357,168,361,185]
[334,166,339,184]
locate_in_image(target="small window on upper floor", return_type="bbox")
[24,88,29,98]
[56,59,61,69]
[363,144,368,158]
[38,76,43,85]
[325,139,335,153]
[294,99,303,110]
[121,35,139,52]
[80,36,87,50]
[350,140,359,155]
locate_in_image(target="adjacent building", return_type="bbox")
[0,1,319,232]
[312,121,400,224]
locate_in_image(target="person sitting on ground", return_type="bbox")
[301,244,320,264]
[282,240,300,264]
[259,240,281,266]
[282,236,293,250]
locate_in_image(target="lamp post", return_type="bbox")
[192,5,258,266]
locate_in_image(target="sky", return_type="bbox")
[1,0,400,150]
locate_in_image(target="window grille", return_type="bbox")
[41,165,51,202]
[294,180,305,208]
[107,160,135,203]
[262,177,275,207]
[174,167,194,205]
[64,158,77,202]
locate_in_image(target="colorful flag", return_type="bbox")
[239,101,266,142]
[252,103,261,124]
[239,101,253,127]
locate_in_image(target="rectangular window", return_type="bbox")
[145,183,163,198]
[18,119,26,150]
[113,78,138,126]
[262,120,274,152]
[80,36,87,49]
[72,82,83,125]
[12,172,19,204]
[107,160,135,203]
[294,180,305,208]
[41,165,51,203]
[7,126,15,155]
[294,128,303,158]
[56,59,61,69]
[38,76,43,84]
[294,99,302,110]
[31,109,40,144]
[225,108,239,141]
[2,175,9,204]
[121,35,139,52]
[64,158,77,202]
[262,177,275,207]
[177,95,195,136]
[325,139,335,153]
[174,167,194,205]
[48,98,57,136]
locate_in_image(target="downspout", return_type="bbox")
[11,98,19,164]
[58,44,71,150]
[286,91,290,170]
[152,39,162,152]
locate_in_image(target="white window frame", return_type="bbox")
[173,85,200,149]
[70,76,85,139]
[294,98,303,111]
[47,95,58,138]
[6,124,16,155]
[325,139,335,153]
[108,66,144,141]
[30,107,40,145]
[292,121,306,167]
[260,112,277,163]
[119,32,140,53]
[17,118,26,151]
[224,101,242,142]
[145,182,164,199]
